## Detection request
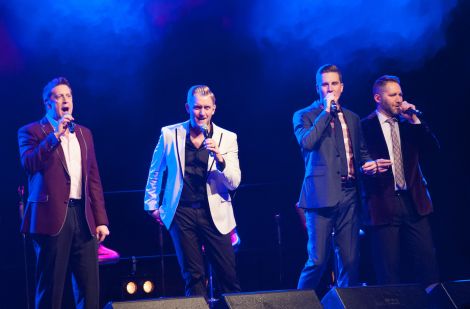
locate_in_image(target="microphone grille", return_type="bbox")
[200,124,209,138]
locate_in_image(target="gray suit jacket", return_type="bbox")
[293,100,372,209]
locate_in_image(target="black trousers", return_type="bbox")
[369,191,439,286]
[169,206,240,297]
[31,200,99,309]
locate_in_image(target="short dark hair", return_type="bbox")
[316,64,343,84]
[373,75,400,95]
[42,77,72,102]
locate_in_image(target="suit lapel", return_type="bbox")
[176,121,189,176]
[76,126,87,178]
[40,117,69,175]
[208,123,222,171]
[367,113,390,158]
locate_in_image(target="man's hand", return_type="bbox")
[361,159,392,175]
[203,138,225,164]
[324,93,336,113]
[400,101,420,124]
[96,225,110,243]
[54,114,74,139]
[149,209,163,226]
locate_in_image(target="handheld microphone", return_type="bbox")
[200,124,213,156]
[403,108,423,117]
[68,121,75,133]
[201,124,209,139]
[64,112,75,133]
[330,100,338,115]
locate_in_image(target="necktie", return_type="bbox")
[386,118,405,189]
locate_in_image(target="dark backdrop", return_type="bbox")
[1,0,469,307]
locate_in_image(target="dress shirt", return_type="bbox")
[47,115,82,198]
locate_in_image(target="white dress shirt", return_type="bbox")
[47,115,82,199]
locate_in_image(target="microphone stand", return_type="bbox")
[18,185,30,309]
[274,214,283,287]
[158,224,166,296]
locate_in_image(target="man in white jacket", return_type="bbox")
[145,85,241,296]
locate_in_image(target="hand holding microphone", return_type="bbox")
[201,124,215,157]
[55,113,75,138]
[325,93,337,115]
[200,124,225,164]
[400,101,423,123]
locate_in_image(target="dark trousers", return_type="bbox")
[370,191,439,286]
[298,185,359,290]
[169,206,240,297]
[31,201,99,309]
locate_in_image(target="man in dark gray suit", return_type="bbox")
[293,64,390,290]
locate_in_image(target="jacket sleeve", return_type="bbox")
[293,108,332,151]
[217,132,241,191]
[18,125,61,174]
[412,122,440,153]
[357,120,373,164]
[144,129,168,211]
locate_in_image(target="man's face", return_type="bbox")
[185,94,216,128]
[316,72,344,103]
[375,82,403,117]
[45,84,73,120]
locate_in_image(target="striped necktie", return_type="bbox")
[386,118,406,189]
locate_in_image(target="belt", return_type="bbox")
[395,190,410,196]
[179,201,207,209]
[68,198,83,207]
[341,176,356,188]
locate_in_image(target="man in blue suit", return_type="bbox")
[293,64,390,289]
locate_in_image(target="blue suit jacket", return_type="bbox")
[293,100,372,209]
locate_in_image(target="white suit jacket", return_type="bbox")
[144,121,241,234]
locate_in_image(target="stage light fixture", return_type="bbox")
[124,281,138,295]
[142,280,155,294]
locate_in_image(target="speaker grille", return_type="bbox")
[322,285,429,309]
[104,296,209,309]
[223,289,322,309]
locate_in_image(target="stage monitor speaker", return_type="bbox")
[429,280,470,309]
[104,296,209,309]
[321,284,429,309]
[222,289,322,309]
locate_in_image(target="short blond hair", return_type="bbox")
[187,85,216,105]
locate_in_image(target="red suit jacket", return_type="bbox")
[18,117,108,236]
[360,112,439,225]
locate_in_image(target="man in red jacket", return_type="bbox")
[361,75,439,289]
[18,77,109,309]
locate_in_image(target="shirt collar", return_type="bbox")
[376,110,395,124]
[46,114,59,131]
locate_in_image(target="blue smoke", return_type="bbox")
[246,0,458,69]
[3,0,155,95]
